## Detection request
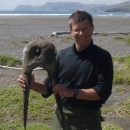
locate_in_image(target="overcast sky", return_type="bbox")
[0,0,129,10]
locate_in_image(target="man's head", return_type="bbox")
[69,10,93,29]
[69,10,94,51]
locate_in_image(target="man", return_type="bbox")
[18,10,113,130]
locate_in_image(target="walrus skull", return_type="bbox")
[22,37,64,130]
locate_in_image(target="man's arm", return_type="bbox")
[31,81,48,95]
[17,74,48,95]
[76,88,101,100]
[53,84,101,100]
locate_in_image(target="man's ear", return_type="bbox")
[70,29,72,34]
[92,25,94,32]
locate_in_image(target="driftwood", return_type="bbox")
[93,32,130,35]
[51,31,130,37]
[0,65,43,71]
[51,31,70,37]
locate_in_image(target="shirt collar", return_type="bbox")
[73,40,94,55]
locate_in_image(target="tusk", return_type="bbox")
[22,37,65,130]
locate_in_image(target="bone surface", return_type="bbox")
[22,37,57,130]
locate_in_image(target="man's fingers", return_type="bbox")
[18,82,26,88]
[58,91,64,97]
[17,74,25,83]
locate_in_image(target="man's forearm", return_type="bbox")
[76,88,101,101]
[31,81,48,95]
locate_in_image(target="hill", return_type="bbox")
[14,2,103,12]
[105,1,130,12]
[91,0,130,12]
[41,2,100,12]
[14,5,42,11]
[14,1,130,12]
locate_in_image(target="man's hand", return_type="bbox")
[17,74,35,91]
[53,84,73,97]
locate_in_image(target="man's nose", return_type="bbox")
[78,30,84,35]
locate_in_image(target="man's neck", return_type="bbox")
[75,44,90,51]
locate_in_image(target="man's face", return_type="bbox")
[70,19,94,51]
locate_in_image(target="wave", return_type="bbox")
[0,11,130,17]
[0,13,71,16]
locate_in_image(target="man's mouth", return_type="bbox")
[78,37,86,40]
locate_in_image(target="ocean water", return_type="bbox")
[0,10,130,17]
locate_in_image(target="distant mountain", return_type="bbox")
[105,1,130,12]
[41,2,100,12]
[14,1,130,12]
[14,5,42,11]
[91,0,130,12]
[14,2,104,12]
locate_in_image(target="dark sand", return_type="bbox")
[0,15,130,129]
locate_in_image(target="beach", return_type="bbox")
[0,16,130,58]
[0,15,130,129]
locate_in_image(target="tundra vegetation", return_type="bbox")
[1,35,130,129]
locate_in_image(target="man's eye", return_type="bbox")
[74,30,79,32]
[83,28,87,31]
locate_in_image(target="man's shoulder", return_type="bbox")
[95,45,111,56]
[58,45,72,55]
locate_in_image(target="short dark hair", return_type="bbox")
[69,10,93,29]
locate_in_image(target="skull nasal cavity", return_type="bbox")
[35,47,41,57]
